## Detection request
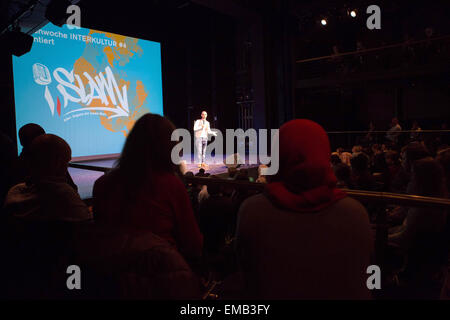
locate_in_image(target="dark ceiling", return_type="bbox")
[2,0,449,42]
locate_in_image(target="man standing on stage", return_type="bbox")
[194,111,217,168]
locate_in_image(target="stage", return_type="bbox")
[69,154,259,200]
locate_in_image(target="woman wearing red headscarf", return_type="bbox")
[235,119,374,299]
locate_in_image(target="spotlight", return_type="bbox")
[349,9,357,18]
[1,30,33,57]
[45,0,73,27]
[321,19,327,26]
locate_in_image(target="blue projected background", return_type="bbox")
[13,23,163,157]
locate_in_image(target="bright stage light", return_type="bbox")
[321,19,327,26]
[350,10,357,18]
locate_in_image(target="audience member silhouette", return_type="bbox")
[0,132,16,208]
[235,119,373,299]
[1,134,92,298]
[387,158,448,298]
[70,224,202,299]
[16,123,78,191]
[15,123,45,182]
[198,176,234,254]
[330,154,341,167]
[334,163,352,188]
[3,134,91,222]
[93,114,203,260]
[436,147,450,194]
[391,142,430,193]
[350,152,376,191]
[389,158,447,250]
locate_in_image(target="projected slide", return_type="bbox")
[12,23,163,158]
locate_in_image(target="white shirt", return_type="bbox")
[386,124,402,141]
[194,119,216,138]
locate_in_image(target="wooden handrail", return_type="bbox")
[326,130,450,134]
[185,176,450,209]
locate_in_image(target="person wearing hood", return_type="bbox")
[235,119,374,299]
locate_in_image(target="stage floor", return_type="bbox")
[69,155,258,200]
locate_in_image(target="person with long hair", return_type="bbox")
[93,114,203,260]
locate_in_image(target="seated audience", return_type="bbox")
[231,169,252,212]
[15,123,78,191]
[1,134,92,298]
[179,160,188,175]
[330,154,341,167]
[70,225,202,299]
[436,147,450,193]
[198,185,209,204]
[350,152,376,190]
[235,168,249,181]
[3,134,91,222]
[385,151,401,177]
[333,147,352,166]
[227,167,238,179]
[386,117,402,145]
[0,133,16,207]
[410,120,422,141]
[389,158,447,250]
[365,121,376,144]
[384,151,401,189]
[235,119,373,299]
[255,165,268,183]
[387,157,448,298]
[370,144,385,172]
[195,168,208,177]
[93,114,203,260]
[390,142,429,193]
[14,123,44,184]
[333,163,352,188]
[352,145,363,157]
[198,176,235,253]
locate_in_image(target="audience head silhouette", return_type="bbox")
[402,142,430,172]
[351,153,370,173]
[266,119,346,212]
[117,113,176,186]
[410,157,446,197]
[28,134,71,180]
[18,123,45,149]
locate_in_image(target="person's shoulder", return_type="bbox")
[342,152,352,157]
[239,193,272,213]
[235,194,271,227]
[157,172,185,189]
[329,196,370,222]
[36,179,92,221]
[4,183,35,204]
[43,179,83,201]
[93,169,119,190]
[334,196,365,210]
[7,182,28,193]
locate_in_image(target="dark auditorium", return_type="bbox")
[1,0,450,308]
